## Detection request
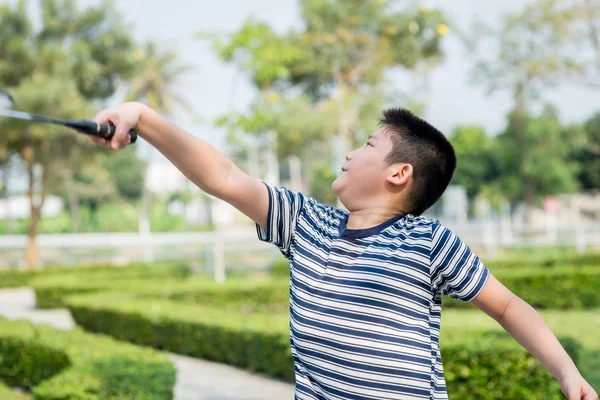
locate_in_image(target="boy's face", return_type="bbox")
[332,127,403,211]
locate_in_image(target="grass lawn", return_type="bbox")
[441,307,600,390]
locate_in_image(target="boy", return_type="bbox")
[91,103,597,400]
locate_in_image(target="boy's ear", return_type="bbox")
[386,163,413,186]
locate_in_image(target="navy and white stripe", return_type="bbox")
[256,183,489,400]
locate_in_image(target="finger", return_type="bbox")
[582,386,599,400]
[92,107,120,125]
[111,123,131,150]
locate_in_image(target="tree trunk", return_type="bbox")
[24,145,50,269]
[3,164,13,234]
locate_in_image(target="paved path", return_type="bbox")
[0,288,295,400]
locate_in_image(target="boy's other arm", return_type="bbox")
[471,275,598,400]
[92,102,269,229]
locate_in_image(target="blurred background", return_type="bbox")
[0,0,598,399]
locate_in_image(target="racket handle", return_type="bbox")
[66,120,137,144]
[100,123,138,144]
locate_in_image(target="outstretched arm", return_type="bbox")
[471,275,598,400]
[92,102,269,229]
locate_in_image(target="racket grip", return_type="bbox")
[67,120,137,144]
[98,123,138,144]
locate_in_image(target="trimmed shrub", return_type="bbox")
[443,331,580,399]
[0,261,191,290]
[484,251,600,271]
[30,262,193,308]
[0,318,175,399]
[157,279,290,312]
[65,292,295,381]
[444,267,600,309]
[0,337,70,388]
[64,292,581,399]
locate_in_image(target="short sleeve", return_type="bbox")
[255,182,306,260]
[430,222,489,302]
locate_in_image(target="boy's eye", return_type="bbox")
[365,142,372,147]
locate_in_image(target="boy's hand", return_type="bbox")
[561,372,598,400]
[91,102,146,150]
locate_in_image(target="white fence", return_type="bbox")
[0,222,599,280]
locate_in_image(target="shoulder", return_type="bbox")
[303,195,348,225]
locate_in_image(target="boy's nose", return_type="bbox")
[345,153,352,161]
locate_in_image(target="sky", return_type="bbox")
[3,0,600,164]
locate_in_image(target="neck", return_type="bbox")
[345,207,406,230]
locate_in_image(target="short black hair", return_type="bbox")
[380,108,456,216]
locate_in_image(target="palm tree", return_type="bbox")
[126,42,196,260]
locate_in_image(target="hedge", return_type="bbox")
[0,261,192,290]
[444,266,600,309]
[33,273,288,310]
[65,292,295,381]
[442,333,580,399]
[64,292,582,399]
[484,251,600,270]
[146,279,290,312]
[27,263,193,308]
[0,317,176,399]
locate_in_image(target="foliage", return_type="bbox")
[0,382,30,400]
[442,334,578,399]
[575,112,600,190]
[0,261,191,290]
[493,107,581,205]
[508,0,600,88]
[0,318,175,399]
[206,0,449,187]
[444,266,600,309]
[126,41,195,118]
[308,162,338,205]
[449,125,500,201]
[0,0,138,267]
[465,0,600,208]
[65,293,295,381]
[0,336,71,388]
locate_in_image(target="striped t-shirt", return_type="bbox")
[256,183,489,400]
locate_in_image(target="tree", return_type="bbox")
[574,112,600,190]
[494,106,580,207]
[518,0,600,88]
[207,0,448,178]
[467,2,586,218]
[449,125,500,202]
[125,41,195,238]
[126,42,195,116]
[0,0,137,268]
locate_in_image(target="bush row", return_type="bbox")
[32,272,289,310]
[0,261,192,290]
[0,317,176,399]
[484,251,600,270]
[443,333,580,399]
[65,292,295,381]
[63,292,581,399]
[445,267,600,309]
